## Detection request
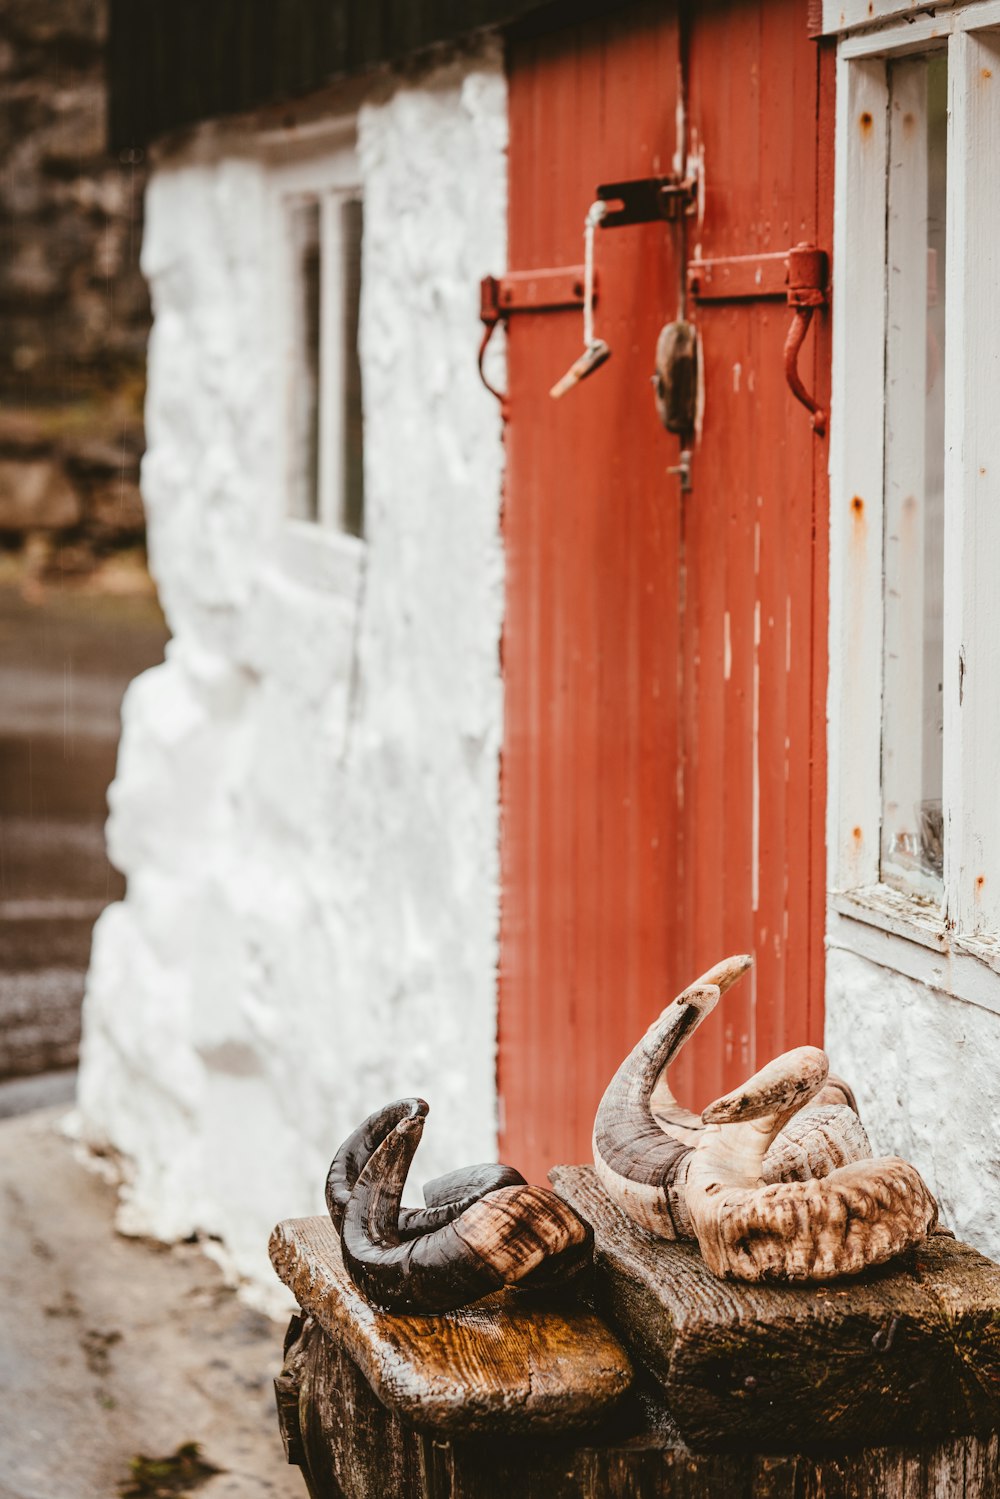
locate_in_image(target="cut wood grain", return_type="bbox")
[551,1164,1000,1452]
[269,1214,632,1436]
[279,1313,1000,1498]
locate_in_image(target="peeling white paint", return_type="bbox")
[826,946,1000,1258]
[826,10,1000,1272]
[75,46,508,1304]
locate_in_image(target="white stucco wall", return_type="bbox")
[75,47,508,1304]
[826,948,1000,1258]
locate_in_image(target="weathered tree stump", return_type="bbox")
[271,1179,1000,1498]
[551,1165,1000,1453]
[269,1214,634,1435]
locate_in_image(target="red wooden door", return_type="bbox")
[499,0,833,1183]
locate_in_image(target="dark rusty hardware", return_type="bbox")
[653,321,698,435]
[668,449,693,494]
[687,241,829,436]
[478,266,591,408]
[596,174,698,227]
[687,252,791,301]
[654,321,697,495]
[783,243,828,437]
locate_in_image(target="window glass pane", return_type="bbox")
[341,196,364,539]
[287,197,322,523]
[881,53,947,895]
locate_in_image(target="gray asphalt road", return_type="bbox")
[0,1109,301,1499]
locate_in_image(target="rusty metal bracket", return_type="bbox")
[478,267,590,408]
[595,174,698,228]
[687,242,829,436]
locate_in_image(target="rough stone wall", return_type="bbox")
[0,0,149,576]
[825,948,1000,1258]
[76,48,508,1303]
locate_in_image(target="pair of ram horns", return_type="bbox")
[327,1098,592,1314]
[593,954,938,1281]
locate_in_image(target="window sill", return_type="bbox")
[827,885,1000,1017]
[831,885,946,952]
[275,519,366,597]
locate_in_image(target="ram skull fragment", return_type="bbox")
[686,1047,938,1281]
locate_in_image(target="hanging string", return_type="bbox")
[583,200,607,349]
[550,200,612,399]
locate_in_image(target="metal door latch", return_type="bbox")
[595,173,699,227]
[478,267,591,408]
[687,242,829,436]
[667,449,693,494]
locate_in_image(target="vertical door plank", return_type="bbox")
[500,0,831,1178]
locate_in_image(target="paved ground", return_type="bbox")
[0,582,168,1084]
[0,1107,303,1499]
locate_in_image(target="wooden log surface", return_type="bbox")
[550,1165,1000,1453]
[281,1312,1000,1498]
[269,1215,633,1435]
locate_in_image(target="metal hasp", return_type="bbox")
[595,174,698,227]
[478,266,590,407]
[687,242,829,436]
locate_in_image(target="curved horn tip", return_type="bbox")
[701,1045,829,1125]
[694,953,754,994]
[814,1074,860,1114]
[678,982,722,1014]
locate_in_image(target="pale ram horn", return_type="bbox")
[592,955,871,1238]
[686,1047,938,1281]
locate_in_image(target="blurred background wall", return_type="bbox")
[0,0,149,584]
[76,48,508,1299]
[0,0,167,1109]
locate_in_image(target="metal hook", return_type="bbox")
[784,243,828,437]
[477,317,506,411]
[783,306,825,437]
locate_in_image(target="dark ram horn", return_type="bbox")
[326,1097,525,1237]
[341,1111,591,1313]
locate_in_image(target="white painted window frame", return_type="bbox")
[264,119,366,584]
[827,1,1000,1015]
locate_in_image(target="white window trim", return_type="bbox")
[828,3,1000,1012]
[263,119,366,590]
[821,0,996,41]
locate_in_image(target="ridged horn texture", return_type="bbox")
[686,1047,938,1282]
[338,1101,592,1313]
[326,1097,525,1237]
[592,955,874,1241]
[592,961,745,1239]
[759,1102,872,1184]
